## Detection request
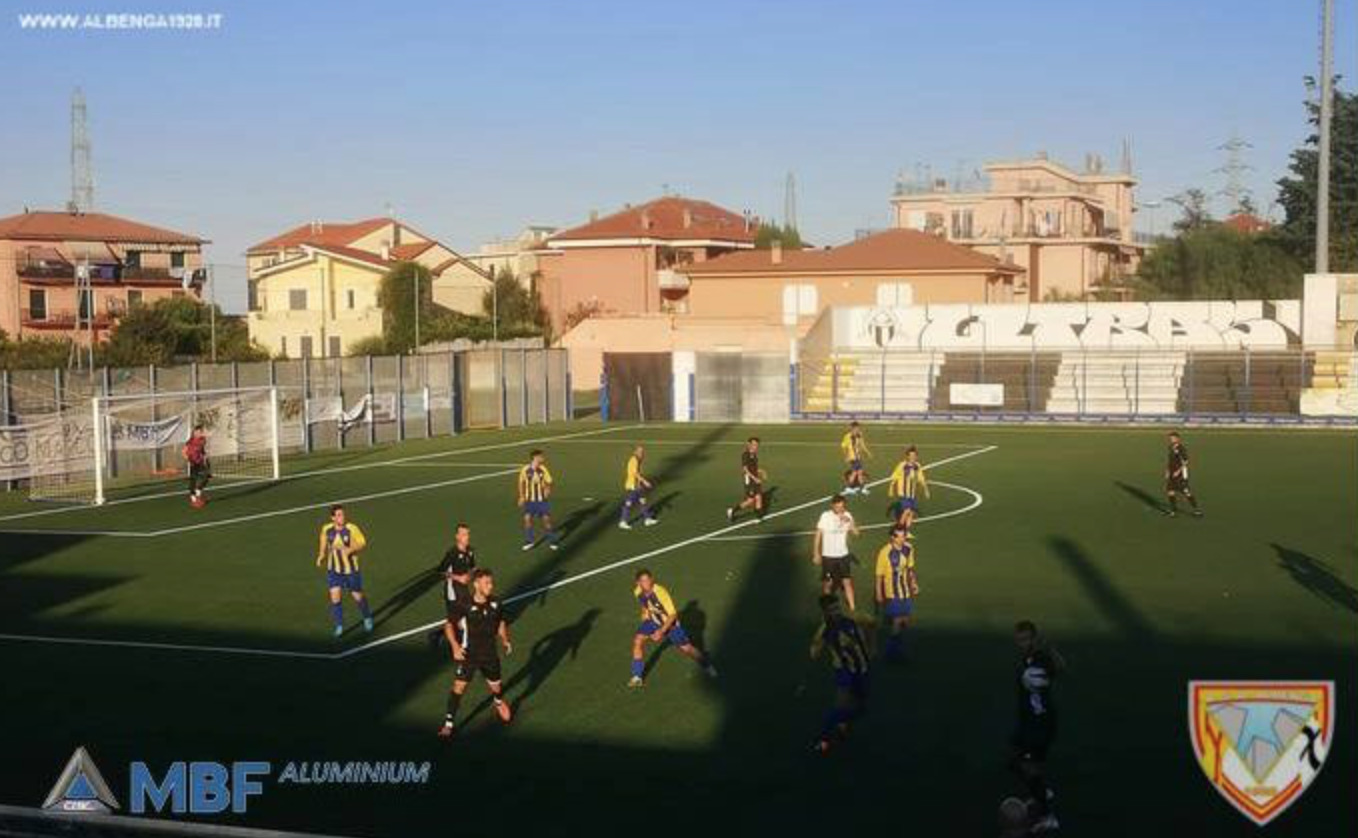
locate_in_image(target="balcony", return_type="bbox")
[22,300,127,331]
[16,262,75,281]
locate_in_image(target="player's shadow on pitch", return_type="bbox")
[1113,481,1163,514]
[641,600,707,678]
[464,607,603,722]
[649,491,682,518]
[1272,543,1358,615]
[556,501,605,539]
[370,568,442,628]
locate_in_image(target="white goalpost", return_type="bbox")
[28,385,284,506]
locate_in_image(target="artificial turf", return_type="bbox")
[0,420,1354,836]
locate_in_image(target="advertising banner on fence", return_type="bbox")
[949,383,1005,407]
[0,417,95,481]
[107,415,185,450]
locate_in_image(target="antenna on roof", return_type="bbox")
[69,87,94,214]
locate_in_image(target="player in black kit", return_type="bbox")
[726,437,766,522]
[1164,431,1203,517]
[1010,620,1064,833]
[427,523,478,648]
[438,568,513,739]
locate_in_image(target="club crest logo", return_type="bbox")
[43,746,119,814]
[1188,681,1334,826]
[865,308,898,349]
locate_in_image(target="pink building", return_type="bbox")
[891,155,1145,300]
[536,196,756,332]
[0,210,205,344]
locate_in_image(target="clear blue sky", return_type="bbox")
[2,0,1354,312]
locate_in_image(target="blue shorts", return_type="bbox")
[327,570,364,592]
[833,670,870,700]
[892,498,918,517]
[883,598,914,619]
[523,500,551,517]
[637,620,690,647]
[848,459,863,471]
[623,489,644,505]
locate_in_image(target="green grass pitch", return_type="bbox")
[0,421,1354,836]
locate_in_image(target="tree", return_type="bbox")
[376,261,437,353]
[0,330,76,369]
[101,296,267,366]
[754,222,803,249]
[482,268,548,339]
[1168,189,1214,233]
[1276,83,1358,271]
[1136,226,1303,300]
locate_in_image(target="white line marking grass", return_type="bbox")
[0,442,997,660]
[0,424,637,524]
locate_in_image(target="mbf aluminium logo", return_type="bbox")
[1189,681,1335,827]
[43,747,119,813]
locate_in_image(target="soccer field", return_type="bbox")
[0,420,1354,836]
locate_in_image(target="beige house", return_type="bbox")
[890,154,1145,300]
[0,210,204,344]
[678,228,1023,328]
[246,218,483,358]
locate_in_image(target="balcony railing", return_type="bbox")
[16,263,75,280]
[22,300,127,329]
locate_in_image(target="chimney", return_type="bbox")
[640,209,651,230]
[771,241,783,265]
[682,207,692,229]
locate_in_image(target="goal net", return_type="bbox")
[28,386,283,505]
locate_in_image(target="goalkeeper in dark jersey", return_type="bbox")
[183,424,211,508]
[1164,431,1202,517]
[1010,620,1064,833]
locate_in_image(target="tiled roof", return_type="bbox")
[303,244,394,269]
[1222,212,1271,234]
[0,210,204,244]
[389,241,434,260]
[247,218,392,253]
[682,228,1023,275]
[550,196,755,243]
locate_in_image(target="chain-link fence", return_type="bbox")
[794,348,1358,424]
[1,348,571,487]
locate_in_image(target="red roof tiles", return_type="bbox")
[551,196,755,244]
[247,218,392,253]
[0,210,204,244]
[682,228,1023,275]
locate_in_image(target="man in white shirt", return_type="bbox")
[813,494,860,612]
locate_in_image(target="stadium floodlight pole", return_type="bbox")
[413,268,421,354]
[1316,0,1334,273]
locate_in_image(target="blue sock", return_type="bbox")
[329,602,343,628]
[523,526,534,545]
[631,659,644,678]
[357,598,372,619]
[619,503,631,523]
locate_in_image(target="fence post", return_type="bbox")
[425,354,434,438]
[451,351,462,435]
[1028,343,1037,412]
[396,354,406,442]
[149,363,160,474]
[1133,351,1141,418]
[789,361,798,419]
[1186,348,1195,419]
[1080,348,1088,417]
[1,369,12,491]
[879,347,887,417]
[831,358,839,415]
[366,354,376,447]
[926,351,936,415]
[542,350,551,424]
[599,359,609,423]
[1243,347,1252,419]
[498,350,507,429]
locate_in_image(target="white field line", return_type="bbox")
[707,480,982,542]
[547,439,988,449]
[0,442,997,660]
[0,424,638,524]
[378,461,524,469]
[0,468,519,539]
[336,445,998,659]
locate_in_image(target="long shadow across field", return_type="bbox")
[1273,543,1358,615]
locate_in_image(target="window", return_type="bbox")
[950,209,974,239]
[781,283,818,325]
[247,281,260,312]
[280,336,288,357]
[125,250,141,270]
[28,289,47,321]
[127,289,144,308]
[171,251,185,269]
[347,289,356,310]
[299,335,314,358]
[289,289,308,311]
[78,288,94,322]
[875,283,914,307]
[329,336,342,357]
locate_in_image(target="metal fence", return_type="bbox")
[0,348,571,487]
[794,348,1358,424]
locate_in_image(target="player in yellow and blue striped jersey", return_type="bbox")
[810,593,873,753]
[618,445,659,530]
[887,445,930,528]
[316,504,373,637]
[518,449,559,551]
[874,526,918,661]
[629,569,716,687]
[839,421,872,495]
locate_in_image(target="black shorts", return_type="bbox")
[1166,476,1190,494]
[1011,722,1056,762]
[743,481,762,499]
[821,554,855,583]
[454,656,502,684]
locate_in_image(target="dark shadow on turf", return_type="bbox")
[1047,536,1158,639]
[463,607,602,722]
[1113,480,1164,514]
[647,490,682,518]
[640,599,707,678]
[370,568,443,628]
[1273,543,1358,615]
